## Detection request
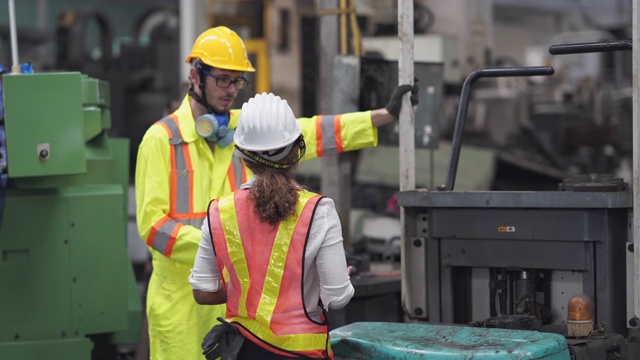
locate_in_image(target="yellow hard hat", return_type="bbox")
[185,26,256,72]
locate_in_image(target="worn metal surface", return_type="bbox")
[331,322,570,359]
[328,275,402,331]
[398,190,633,208]
[399,188,631,334]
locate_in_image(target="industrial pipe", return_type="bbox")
[634,0,640,331]
[398,0,418,322]
[8,0,20,73]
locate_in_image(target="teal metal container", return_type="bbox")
[330,322,571,359]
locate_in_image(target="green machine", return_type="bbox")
[0,71,141,359]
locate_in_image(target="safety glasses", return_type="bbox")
[204,72,249,90]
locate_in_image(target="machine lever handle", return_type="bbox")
[465,67,555,79]
[549,40,632,55]
[443,66,555,191]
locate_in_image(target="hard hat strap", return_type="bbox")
[190,60,217,115]
[234,135,306,170]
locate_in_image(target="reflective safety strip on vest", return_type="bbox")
[227,156,247,192]
[233,317,329,352]
[315,114,344,157]
[216,196,250,318]
[146,115,206,256]
[212,191,330,356]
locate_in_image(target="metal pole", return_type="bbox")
[318,1,351,245]
[632,0,640,326]
[398,0,415,317]
[8,0,20,73]
[398,0,415,192]
[179,0,208,84]
[35,0,48,30]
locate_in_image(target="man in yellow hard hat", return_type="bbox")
[135,26,417,359]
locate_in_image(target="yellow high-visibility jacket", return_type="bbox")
[135,95,378,360]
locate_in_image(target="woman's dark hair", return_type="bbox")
[244,142,305,225]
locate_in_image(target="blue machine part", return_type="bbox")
[330,322,571,360]
[0,62,33,119]
[20,62,34,74]
[0,62,33,75]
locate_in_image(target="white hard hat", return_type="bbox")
[234,92,301,152]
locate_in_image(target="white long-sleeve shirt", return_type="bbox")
[189,184,354,320]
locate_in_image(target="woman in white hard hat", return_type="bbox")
[190,92,354,359]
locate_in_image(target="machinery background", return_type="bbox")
[390,42,640,359]
[54,6,182,177]
[2,0,639,358]
[1,0,634,199]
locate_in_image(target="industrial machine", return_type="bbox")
[0,67,141,358]
[330,41,640,359]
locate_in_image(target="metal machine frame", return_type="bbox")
[399,43,638,343]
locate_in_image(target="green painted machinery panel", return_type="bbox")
[3,72,86,178]
[82,76,110,141]
[0,185,129,341]
[65,185,129,334]
[0,189,71,341]
[331,322,571,359]
[0,70,137,358]
[81,76,110,108]
[0,338,93,360]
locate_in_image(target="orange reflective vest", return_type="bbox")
[209,190,332,359]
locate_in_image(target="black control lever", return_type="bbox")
[443,66,555,191]
[549,40,631,55]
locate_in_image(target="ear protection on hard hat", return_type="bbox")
[194,113,235,148]
[234,135,306,170]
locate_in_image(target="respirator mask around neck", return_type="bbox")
[194,112,235,148]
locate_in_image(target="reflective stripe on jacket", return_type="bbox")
[209,190,332,359]
[145,113,247,256]
[135,94,377,360]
